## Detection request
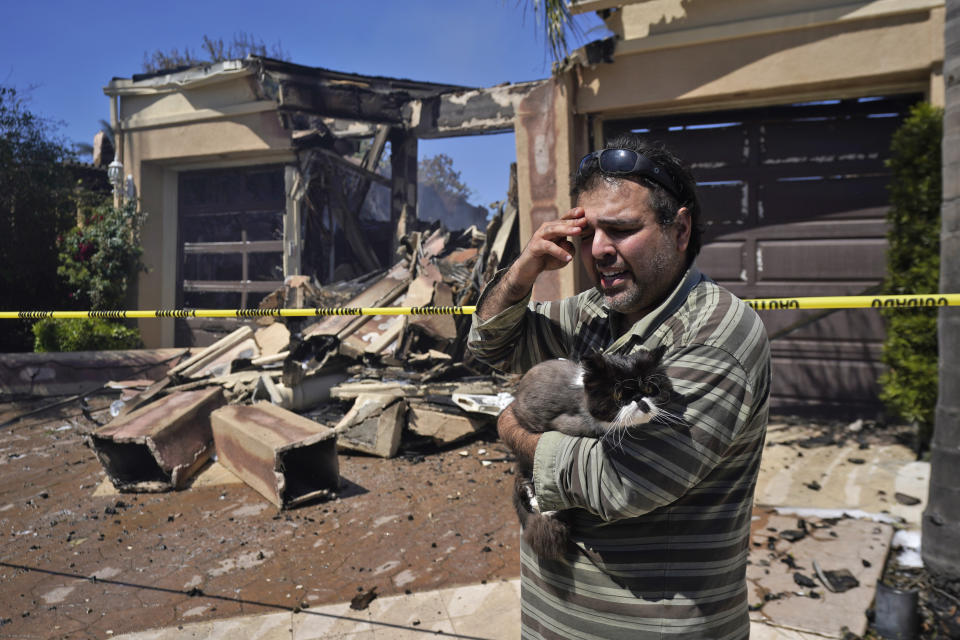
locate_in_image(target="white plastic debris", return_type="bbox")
[109,399,126,417]
[892,529,923,568]
[451,392,514,416]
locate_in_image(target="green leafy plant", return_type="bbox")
[879,102,943,451]
[31,199,148,352]
[33,317,142,352]
[56,199,147,310]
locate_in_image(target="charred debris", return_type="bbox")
[89,197,521,508]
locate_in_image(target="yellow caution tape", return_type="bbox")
[0,306,478,319]
[744,294,960,311]
[2,295,959,320]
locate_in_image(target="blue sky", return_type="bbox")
[2,1,609,209]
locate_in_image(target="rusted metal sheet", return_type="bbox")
[91,388,224,492]
[210,402,339,509]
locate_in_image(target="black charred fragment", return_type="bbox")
[277,80,407,125]
[779,529,807,542]
[414,84,539,138]
[823,569,860,593]
[794,572,817,588]
[350,586,378,611]
[254,57,470,128]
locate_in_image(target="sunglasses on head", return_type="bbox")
[577,148,682,200]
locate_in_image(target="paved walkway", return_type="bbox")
[114,578,830,640]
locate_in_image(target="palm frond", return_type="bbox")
[531,0,582,62]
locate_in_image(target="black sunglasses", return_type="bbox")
[577,149,682,200]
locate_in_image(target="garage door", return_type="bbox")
[604,94,922,414]
[176,165,286,347]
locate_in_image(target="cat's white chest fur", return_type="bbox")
[571,366,585,388]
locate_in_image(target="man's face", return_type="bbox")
[577,179,691,324]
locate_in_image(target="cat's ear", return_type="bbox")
[580,350,608,376]
[647,344,668,364]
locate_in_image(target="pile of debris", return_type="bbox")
[88,200,521,509]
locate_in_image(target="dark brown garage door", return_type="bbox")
[605,94,922,415]
[176,165,286,347]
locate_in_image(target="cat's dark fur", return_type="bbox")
[510,346,671,560]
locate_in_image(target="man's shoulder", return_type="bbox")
[675,278,768,352]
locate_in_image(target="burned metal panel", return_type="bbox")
[91,387,224,492]
[211,402,339,508]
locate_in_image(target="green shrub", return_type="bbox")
[30,198,149,352]
[879,102,943,451]
[57,199,147,310]
[0,86,77,351]
[32,317,143,352]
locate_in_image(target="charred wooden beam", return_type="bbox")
[390,129,418,255]
[254,57,470,127]
[406,80,544,139]
[313,148,390,188]
[349,124,391,212]
[328,168,382,274]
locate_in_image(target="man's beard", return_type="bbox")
[593,248,672,315]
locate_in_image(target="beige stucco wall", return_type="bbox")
[575,3,944,117]
[110,71,294,347]
[513,75,582,302]
[536,0,945,303]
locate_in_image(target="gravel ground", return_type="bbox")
[0,393,520,639]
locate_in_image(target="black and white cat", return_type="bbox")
[510,346,672,560]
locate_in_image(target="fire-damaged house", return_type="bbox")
[102,0,945,415]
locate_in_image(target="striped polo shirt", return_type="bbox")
[468,266,771,640]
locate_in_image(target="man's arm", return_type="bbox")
[532,312,771,522]
[497,405,540,467]
[475,208,587,321]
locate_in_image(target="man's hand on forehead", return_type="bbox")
[475,207,588,319]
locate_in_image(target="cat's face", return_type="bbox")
[580,346,671,428]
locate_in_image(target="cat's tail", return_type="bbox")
[523,513,571,561]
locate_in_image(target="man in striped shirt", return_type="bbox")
[468,134,770,639]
